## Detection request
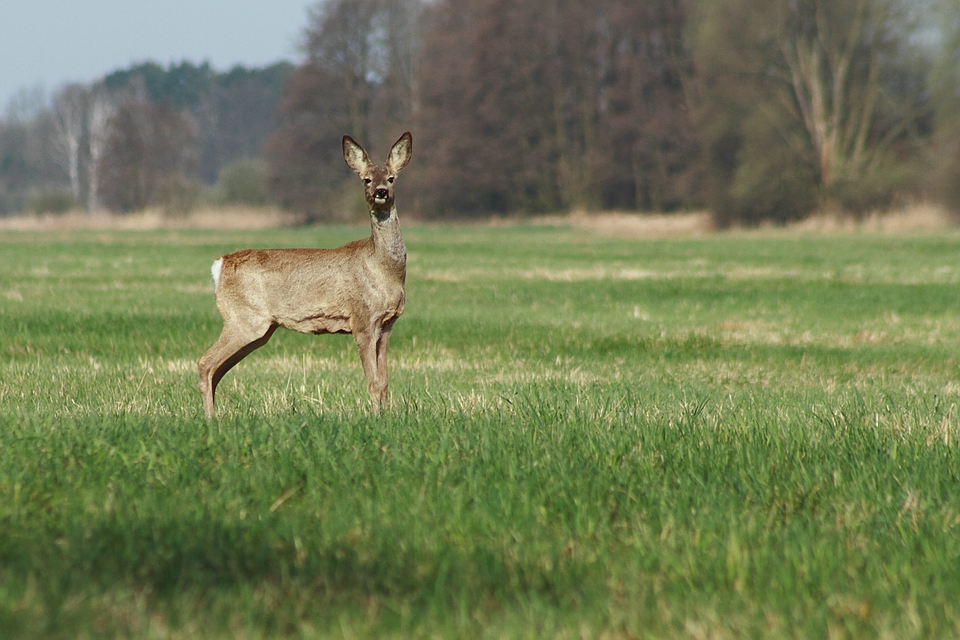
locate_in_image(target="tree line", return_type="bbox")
[271,0,960,224]
[270,0,701,220]
[0,61,291,215]
[3,0,960,225]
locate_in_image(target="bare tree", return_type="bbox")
[100,100,198,212]
[303,0,422,142]
[690,0,930,223]
[375,0,424,130]
[774,0,910,189]
[268,0,423,220]
[306,0,380,143]
[602,0,700,211]
[927,0,960,213]
[0,87,63,214]
[414,0,698,216]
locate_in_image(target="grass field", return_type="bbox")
[1,222,959,638]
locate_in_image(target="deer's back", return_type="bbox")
[215,241,405,335]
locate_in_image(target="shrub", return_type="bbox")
[157,176,201,217]
[211,158,269,207]
[28,188,75,215]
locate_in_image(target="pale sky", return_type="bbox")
[0,0,317,112]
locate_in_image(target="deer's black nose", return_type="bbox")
[375,188,389,200]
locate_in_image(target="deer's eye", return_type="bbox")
[388,177,395,184]
[364,178,372,185]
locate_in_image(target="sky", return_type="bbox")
[0,0,317,112]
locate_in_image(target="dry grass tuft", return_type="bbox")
[507,204,958,239]
[532,210,715,238]
[787,203,956,235]
[2,203,955,237]
[0,206,298,232]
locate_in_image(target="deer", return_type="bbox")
[198,132,412,418]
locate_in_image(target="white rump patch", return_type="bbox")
[211,257,224,291]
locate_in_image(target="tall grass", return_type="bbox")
[1,225,959,638]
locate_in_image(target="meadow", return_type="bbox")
[1,221,959,638]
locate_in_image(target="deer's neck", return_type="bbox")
[371,209,406,266]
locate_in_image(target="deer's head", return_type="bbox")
[343,132,412,219]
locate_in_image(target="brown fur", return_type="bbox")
[198,133,413,417]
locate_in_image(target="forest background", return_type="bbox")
[3,0,960,227]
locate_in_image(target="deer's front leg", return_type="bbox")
[354,328,386,413]
[374,327,392,408]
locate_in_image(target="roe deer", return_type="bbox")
[198,132,413,417]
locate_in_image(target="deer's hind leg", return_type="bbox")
[199,321,277,417]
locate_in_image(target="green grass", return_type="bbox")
[1,224,960,638]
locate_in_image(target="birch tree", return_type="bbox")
[52,84,87,203]
[86,89,114,211]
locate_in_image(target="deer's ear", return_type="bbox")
[343,136,370,174]
[387,132,412,172]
